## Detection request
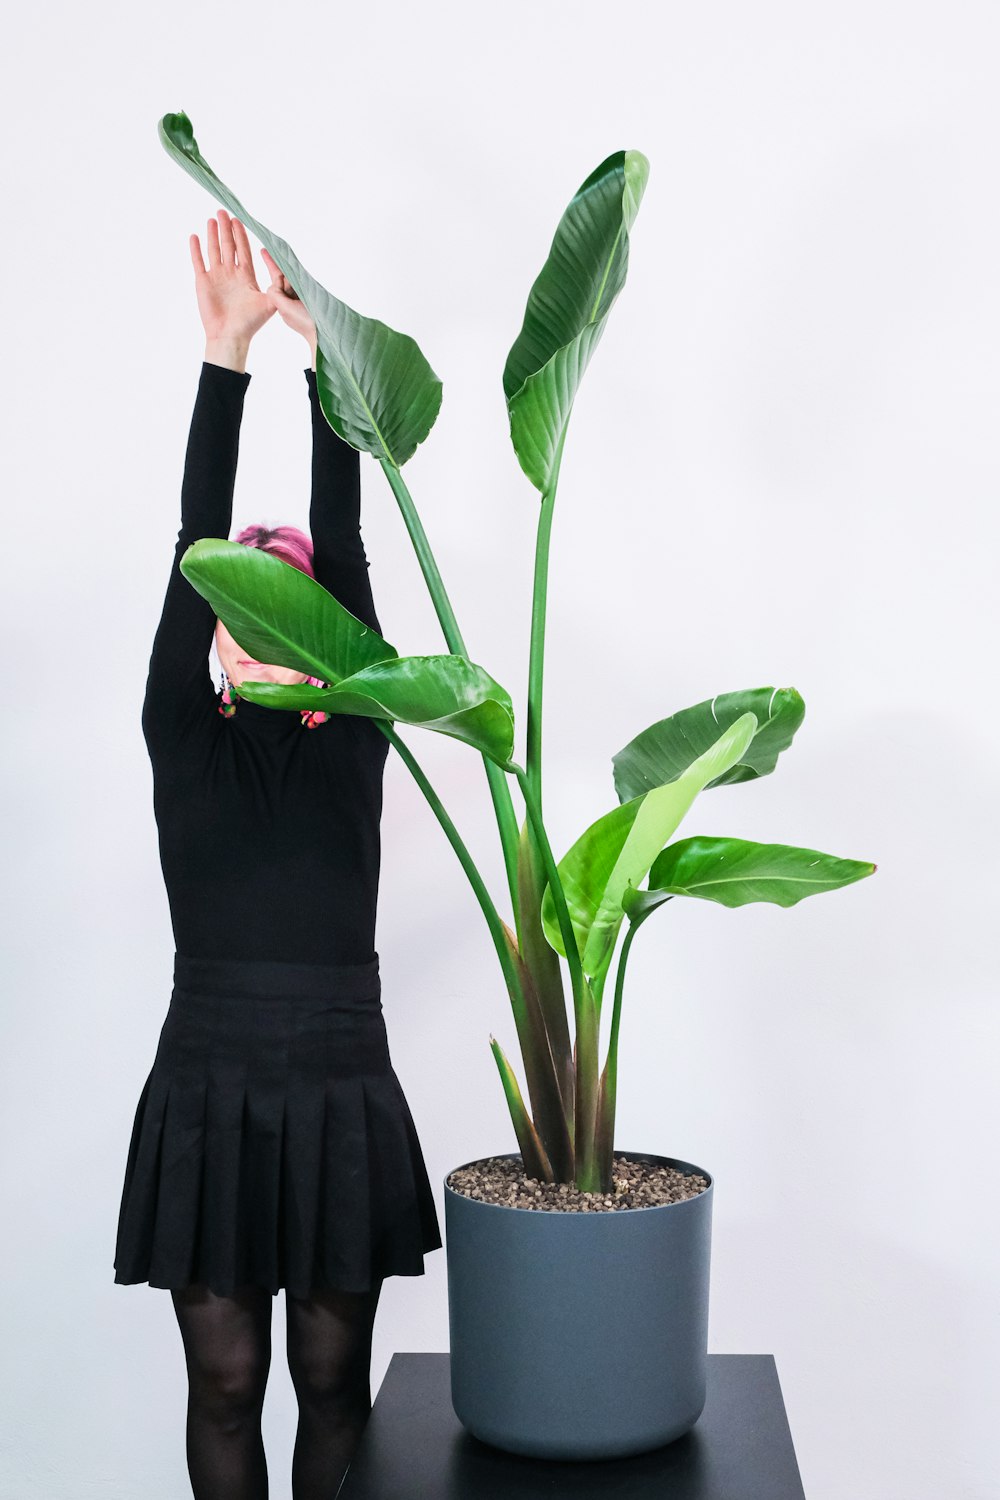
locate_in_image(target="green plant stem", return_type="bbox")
[594,908,665,1190]
[513,762,601,1191]
[602,918,641,1128]
[606,918,639,1087]
[525,427,568,819]
[379,458,522,924]
[593,918,639,1183]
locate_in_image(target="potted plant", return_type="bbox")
[160,112,875,1461]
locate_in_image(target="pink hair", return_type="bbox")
[232,523,324,688]
[233,523,316,578]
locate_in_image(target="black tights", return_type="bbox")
[171,1278,382,1500]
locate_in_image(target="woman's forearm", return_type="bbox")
[204,336,315,372]
[205,337,250,373]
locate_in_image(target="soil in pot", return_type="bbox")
[446,1153,709,1211]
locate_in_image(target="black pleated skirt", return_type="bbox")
[113,952,442,1298]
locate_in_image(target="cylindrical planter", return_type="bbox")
[445,1150,713,1461]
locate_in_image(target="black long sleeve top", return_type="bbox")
[142,361,390,965]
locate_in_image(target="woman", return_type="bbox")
[114,208,442,1499]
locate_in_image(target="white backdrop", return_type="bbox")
[2,2,997,1496]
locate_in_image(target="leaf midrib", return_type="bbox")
[658,870,852,893]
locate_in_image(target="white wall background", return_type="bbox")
[2,2,997,1496]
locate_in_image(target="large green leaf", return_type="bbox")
[613,687,805,802]
[624,836,876,913]
[237,657,515,765]
[181,540,514,762]
[181,538,396,682]
[540,714,758,987]
[503,149,649,495]
[159,111,442,467]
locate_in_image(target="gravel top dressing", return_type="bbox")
[446,1154,709,1211]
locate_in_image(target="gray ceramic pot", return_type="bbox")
[445,1150,713,1461]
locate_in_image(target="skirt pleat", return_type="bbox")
[161,1072,209,1283]
[152,1071,209,1284]
[320,1076,371,1291]
[362,1073,438,1278]
[114,953,442,1298]
[281,1073,325,1286]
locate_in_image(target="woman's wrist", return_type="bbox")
[204,336,251,373]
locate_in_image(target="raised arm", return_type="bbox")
[142,210,275,757]
[305,368,382,635]
[141,361,252,752]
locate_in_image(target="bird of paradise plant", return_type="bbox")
[161,111,874,1195]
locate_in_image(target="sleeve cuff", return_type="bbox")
[201,360,252,385]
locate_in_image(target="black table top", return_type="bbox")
[338,1352,806,1499]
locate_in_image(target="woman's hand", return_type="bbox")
[261,247,318,362]
[190,210,275,368]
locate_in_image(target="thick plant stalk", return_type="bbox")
[502,922,574,1180]
[379,724,568,1167]
[572,984,601,1192]
[379,458,522,923]
[514,764,601,1191]
[516,819,574,1124]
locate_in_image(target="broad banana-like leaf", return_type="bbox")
[181,538,395,680]
[624,837,876,915]
[540,714,757,986]
[180,539,514,763]
[238,657,515,765]
[503,149,649,495]
[613,687,805,802]
[159,111,442,466]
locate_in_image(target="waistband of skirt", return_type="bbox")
[173,952,382,1003]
